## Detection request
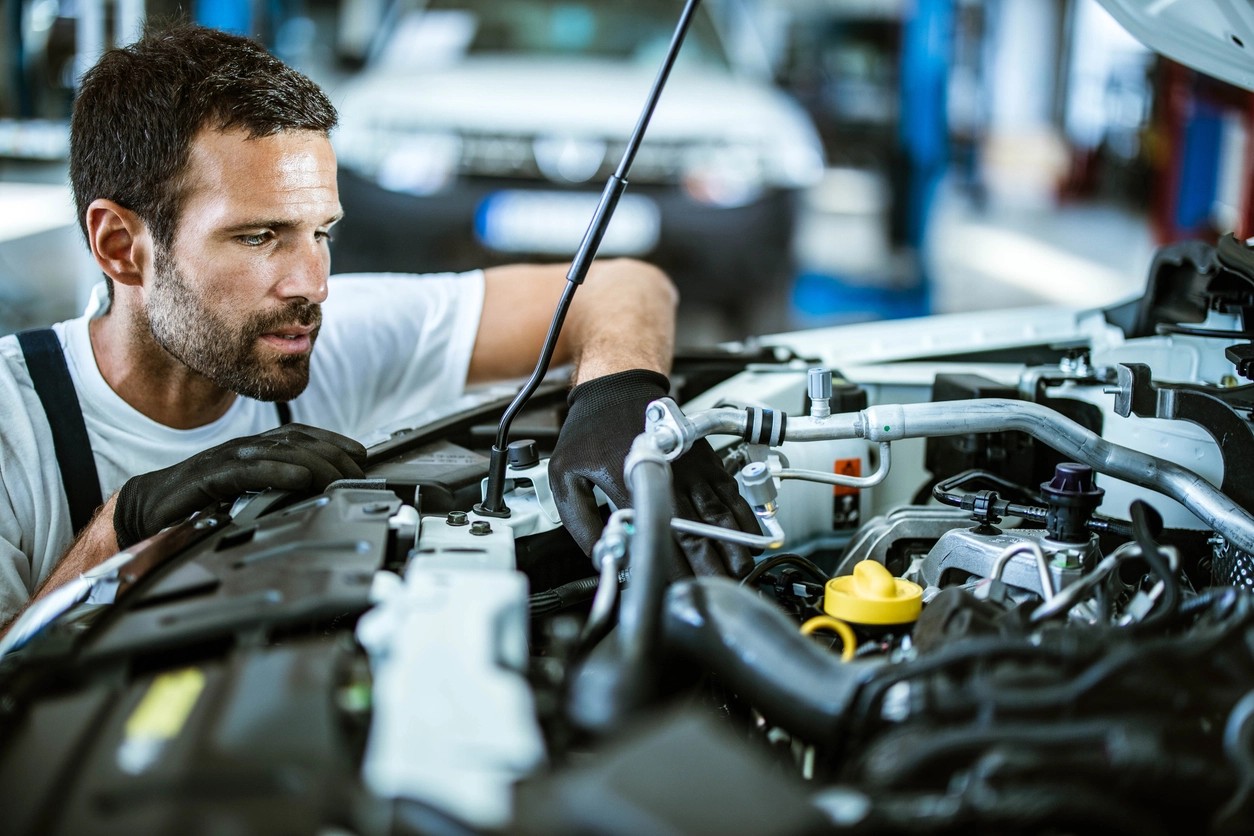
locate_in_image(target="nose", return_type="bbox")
[278,238,330,304]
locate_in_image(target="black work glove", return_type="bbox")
[114,423,368,549]
[549,369,759,579]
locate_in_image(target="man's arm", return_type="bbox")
[1,424,368,639]
[467,258,677,385]
[30,495,119,603]
[0,496,118,638]
[471,258,759,579]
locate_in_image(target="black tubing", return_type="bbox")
[739,554,828,587]
[566,455,675,733]
[618,457,673,667]
[1130,500,1179,629]
[661,577,874,741]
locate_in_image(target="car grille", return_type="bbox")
[456,131,689,184]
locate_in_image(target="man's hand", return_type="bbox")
[549,369,759,578]
[113,423,367,548]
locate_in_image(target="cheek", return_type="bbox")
[189,258,271,309]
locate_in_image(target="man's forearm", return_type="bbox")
[0,495,121,638]
[471,259,679,385]
[34,494,121,601]
[566,259,677,385]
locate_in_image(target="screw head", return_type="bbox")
[446,511,469,526]
[469,521,492,536]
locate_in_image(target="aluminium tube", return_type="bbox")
[684,398,1254,555]
[857,399,1254,554]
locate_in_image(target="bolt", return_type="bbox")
[646,404,665,423]
[446,511,469,526]
[652,428,679,454]
[470,521,492,536]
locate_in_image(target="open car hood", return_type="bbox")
[1097,0,1254,89]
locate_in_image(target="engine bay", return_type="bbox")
[2,234,1254,834]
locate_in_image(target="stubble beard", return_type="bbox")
[144,248,321,402]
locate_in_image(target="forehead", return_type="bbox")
[179,127,339,226]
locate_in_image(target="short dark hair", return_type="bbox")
[70,23,338,296]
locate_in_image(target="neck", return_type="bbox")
[89,308,237,430]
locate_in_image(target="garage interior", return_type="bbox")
[4,4,1254,834]
[2,0,1239,340]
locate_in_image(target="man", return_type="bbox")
[0,24,757,629]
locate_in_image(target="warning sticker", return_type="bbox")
[833,458,862,497]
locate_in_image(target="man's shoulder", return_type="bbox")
[0,320,65,379]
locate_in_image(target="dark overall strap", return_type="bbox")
[275,401,291,425]
[16,329,104,536]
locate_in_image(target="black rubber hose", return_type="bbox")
[739,553,828,587]
[661,577,875,741]
[530,570,632,615]
[565,455,674,733]
[1179,587,1240,620]
[617,457,673,667]
[1130,500,1179,629]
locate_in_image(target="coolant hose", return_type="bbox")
[566,441,677,733]
[617,454,673,668]
[661,577,876,742]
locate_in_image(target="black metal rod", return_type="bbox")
[476,282,578,516]
[476,0,703,516]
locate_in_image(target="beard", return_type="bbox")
[144,249,321,402]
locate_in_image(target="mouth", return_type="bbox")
[258,324,316,355]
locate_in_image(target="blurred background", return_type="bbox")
[0,0,1245,344]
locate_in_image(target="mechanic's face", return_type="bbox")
[144,127,341,401]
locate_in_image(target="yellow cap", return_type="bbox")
[824,560,923,625]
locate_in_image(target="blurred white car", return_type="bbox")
[330,0,824,324]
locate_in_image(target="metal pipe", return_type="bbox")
[1031,544,1130,623]
[777,442,891,489]
[677,398,1254,555]
[685,407,752,441]
[670,513,785,551]
[991,540,1056,602]
[861,399,1254,553]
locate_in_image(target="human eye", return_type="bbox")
[236,231,274,247]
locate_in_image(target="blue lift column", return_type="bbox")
[899,0,954,315]
[196,0,253,35]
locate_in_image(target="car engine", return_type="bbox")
[2,232,1253,834]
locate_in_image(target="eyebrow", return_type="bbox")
[221,212,344,234]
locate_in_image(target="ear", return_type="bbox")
[84,199,152,288]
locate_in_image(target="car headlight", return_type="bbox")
[533,135,607,184]
[769,139,826,191]
[375,132,464,196]
[681,138,825,208]
[682,142,766,208]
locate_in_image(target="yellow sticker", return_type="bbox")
[124,667,206,742]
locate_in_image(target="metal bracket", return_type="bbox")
[1113,362,1254,511]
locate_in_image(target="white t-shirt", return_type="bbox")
[0,271,485,623]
